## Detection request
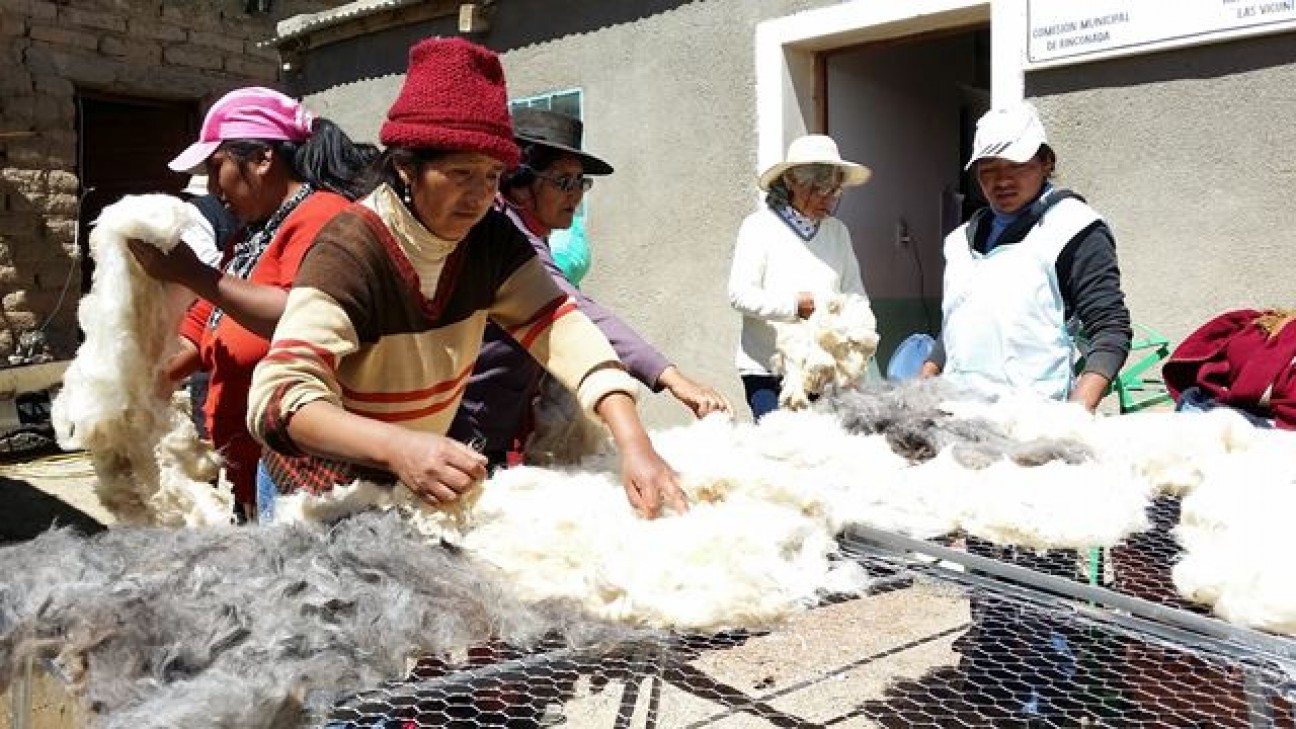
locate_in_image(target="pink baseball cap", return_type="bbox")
[168,87,315,172]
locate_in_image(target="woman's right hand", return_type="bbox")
[383,429,489,505]
[796,292,816,319]
[127,238,215,292]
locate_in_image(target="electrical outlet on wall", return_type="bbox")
[895,217,912,248]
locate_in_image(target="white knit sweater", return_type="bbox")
[727,206,868,376]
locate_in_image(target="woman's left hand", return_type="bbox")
[1069,371,1112,413]
[659,366,732,418]
[619,439,689,519]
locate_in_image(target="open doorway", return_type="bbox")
[825,27,989,372]
[75,93,198,293]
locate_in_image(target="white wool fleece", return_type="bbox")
[52,194,233,526]
[270,381,1294,635]
[455,465,870,632]
[272,478,482,538]
[771,293,879,410]
[1172,433,1296,635]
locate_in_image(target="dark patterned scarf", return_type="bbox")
[208,183,314,329]
[774,202,820,241]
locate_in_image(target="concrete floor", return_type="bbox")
[553,585,970,728]
[0,453,111,543]
[0,452,106,729]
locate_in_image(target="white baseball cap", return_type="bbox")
[965,102,1048,170]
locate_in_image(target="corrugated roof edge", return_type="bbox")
[271,0,424,46]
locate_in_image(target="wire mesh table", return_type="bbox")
[6,498,1291,728]
[324,497,1296,728]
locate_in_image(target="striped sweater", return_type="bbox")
[247,184,637,492]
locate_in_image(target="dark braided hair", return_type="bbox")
[219,118,378,201]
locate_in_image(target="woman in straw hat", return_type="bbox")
[131,86,374,518]
[726,134,871,420]
[247,37,687,520]
[449,107,730,469]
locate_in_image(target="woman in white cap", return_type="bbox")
[727,134,871,420]
[178,174,239,270]
[176,173,239,439]
[921,102,1131,411]
[920,102,1132,721]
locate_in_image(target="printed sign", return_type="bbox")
[1028,0,1296,65]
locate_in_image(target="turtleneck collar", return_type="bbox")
[987,183,1054,251]
[363,183,459,259]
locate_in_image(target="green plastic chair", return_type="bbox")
[1111,323,1174,413]
[1075,323,1174,414]
[1074,324,1175,584]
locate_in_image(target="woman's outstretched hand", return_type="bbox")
[618,439,688,519]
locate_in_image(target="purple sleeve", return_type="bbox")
[529,234,672,391]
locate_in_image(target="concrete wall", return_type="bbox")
[1028,31,1296,347]
[505,0,850,427]
[0,0,334,364]
[299,0,840,426]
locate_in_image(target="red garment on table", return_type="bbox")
[1162,309,1296,430]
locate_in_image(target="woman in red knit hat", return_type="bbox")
[247,37,688,520]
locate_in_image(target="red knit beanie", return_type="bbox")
[380,37,520,168]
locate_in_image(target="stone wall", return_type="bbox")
[0,0,335,364]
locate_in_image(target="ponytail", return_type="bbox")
[292,118,380,200]
[223,119,378,201]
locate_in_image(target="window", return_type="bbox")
[509,89,582,119]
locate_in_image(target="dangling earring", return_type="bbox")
[401,184,412,205]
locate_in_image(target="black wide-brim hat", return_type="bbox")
[512,107,614,175]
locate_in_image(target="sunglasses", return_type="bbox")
[535,172,594,193]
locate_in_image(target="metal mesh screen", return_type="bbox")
[325,497,1296,728]
[6,498,1291,727]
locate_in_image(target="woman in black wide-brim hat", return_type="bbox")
[449,108,731,468]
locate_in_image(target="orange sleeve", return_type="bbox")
[179,297,215,345]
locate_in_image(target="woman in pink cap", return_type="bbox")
[247,37,687,521]
[131,86,374,519]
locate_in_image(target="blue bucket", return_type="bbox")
[886,333,936,381]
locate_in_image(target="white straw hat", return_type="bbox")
[965,102,1049,170]
[182,174,210,197]
[758,134,871,191]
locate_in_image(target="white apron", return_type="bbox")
[941,197,1101,401]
